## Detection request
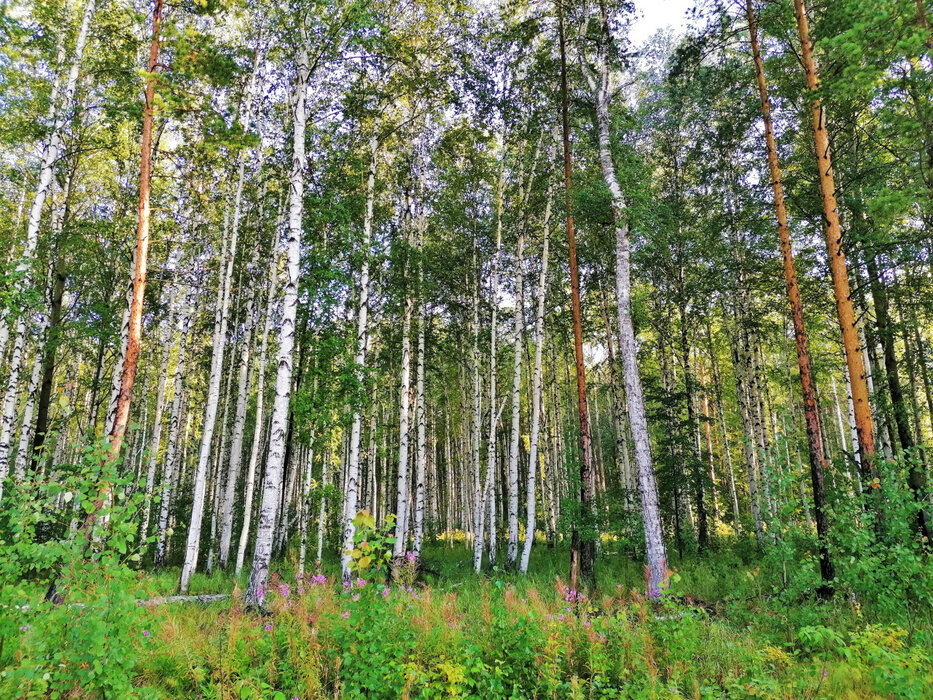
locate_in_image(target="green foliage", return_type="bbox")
[0,438,155,697]
[122,546,933,698]
[346,510,395,580]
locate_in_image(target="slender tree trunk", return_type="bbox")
[484,168,505,568]
[520,188,551,574]
[341,136,377,579]
[14,338,45,481]
[244,41,308,608]
[155,304,191,565]
[393,187,416,558]
[138,301,178,546]
[217,285,258,569]
[471,247,485,572]
[316,445,330,568]
[581,13,665,593]
[506,225,525,567]
[74,0,160,542]
[746,0,834,584]
[412,276,428,557]
[298,441,315,575]
[794,0,876,472]
[234,217,281,577]
[559,2,596,592]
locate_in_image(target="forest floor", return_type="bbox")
[7,542,933,698]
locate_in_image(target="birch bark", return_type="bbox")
[581,11,666,594]
[155,303,191,565]
[179,59,262,594]
[393,186,416,558]
[520,186,551,574]
[244,42,308,607]
[412,235,428,557]
[340,137,377,578]
[235,217,281,576]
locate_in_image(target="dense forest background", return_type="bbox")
[1,0,933,696]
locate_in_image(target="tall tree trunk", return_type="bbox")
[483,168,505,568]
[746,0,834,585]
[392,181,417,558]
[138,299,178,546]
[412,270,428,557]
[298,440,315,575]
[234,215,281,577]
[155,303,191,565]
[244,41,308,608]
[794,0,876,471]
[179,73,261,594]
[559,1,595,592]
[581,9,665,593]
[341,136,377,579]
[217,284,258,569]
[506,223,525,567]
[471,246,485,572]
[520,186,551,574]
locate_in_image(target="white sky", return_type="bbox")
[630,0,694,46]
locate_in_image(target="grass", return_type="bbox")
[109,541,933,698]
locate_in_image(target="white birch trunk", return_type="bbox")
[298,441,315,575]
[506,223,525,567]
[139,306,178,546]
[340,136,377,579]
[520,188,551,574]
[179,46,262,593]
[217,286,257,569]
[178,216,234,592]
[482,174,504,566]
[412,272,428,556]
[244,44,308,607]
[13,342,45,481]
[393,199,415,558]
[471,246,485,571]
[316,446,330,568]
[234,257,278,577]
[155,302,192,566]
[582,35,667,595]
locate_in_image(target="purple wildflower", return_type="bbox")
[264,624,273,632]
[342,611,350,619]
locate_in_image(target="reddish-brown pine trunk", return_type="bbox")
[80,0,162,532]
[793,0,876,474]
[47,0,162,605]
[558,3,595,591]
[746,0,834,588]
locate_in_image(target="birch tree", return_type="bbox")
[244,35,309,609]
[341,135,378,580]
[580,2,666,595]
